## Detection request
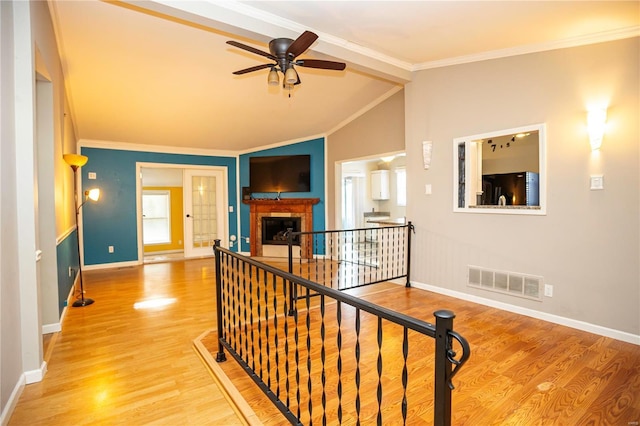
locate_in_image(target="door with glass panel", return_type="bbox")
[183,169,227,258]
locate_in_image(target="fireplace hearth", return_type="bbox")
[262,217,301,245]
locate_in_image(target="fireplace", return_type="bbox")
[243,198,320,257]
[262,217,301,245]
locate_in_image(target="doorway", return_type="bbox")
[337,152,406,230]
[136,163,228,263]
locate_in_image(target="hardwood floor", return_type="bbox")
[9,258,640,425]
[200,259,640,425]
[9,259,244,426]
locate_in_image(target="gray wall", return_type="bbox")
[327,89,405,229]
[405,38,639,335]
[2,0,72,417]
[1,0,23,415]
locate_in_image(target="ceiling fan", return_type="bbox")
[227,30,346,89]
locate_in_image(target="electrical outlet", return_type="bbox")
[108,245,114,253]
[245,237,250,243]
[544,284,553,297]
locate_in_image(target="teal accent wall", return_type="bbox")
[56,230,78,316]
[80,147,238,265]
[239,138,325,253]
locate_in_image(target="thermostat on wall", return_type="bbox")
[590,175,604,190]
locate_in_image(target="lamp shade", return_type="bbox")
[85,188,101,202]
[284,67,298,85]
[63,153,88,167]
[267,68,279,86]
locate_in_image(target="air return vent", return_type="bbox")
[468,265,543,301]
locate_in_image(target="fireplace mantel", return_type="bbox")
[244,198,320,257]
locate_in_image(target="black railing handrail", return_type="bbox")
[215,243,435,337]
[291,222,410,236]
[213,239,471,426]
[287,222,414,290]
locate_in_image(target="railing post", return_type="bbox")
[287,228,296,316]
[434,309,454,426]
[214,240,226,362]
[405,222,413,287]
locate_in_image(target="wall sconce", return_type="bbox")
[587,107,607,151]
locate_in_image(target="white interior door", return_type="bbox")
[183,168,228,258]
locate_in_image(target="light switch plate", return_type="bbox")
[425,184,432,195]
[88,172,97,180]
[590,175,604,190]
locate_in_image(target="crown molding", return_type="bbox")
[414,26,640,71]
[236,134,327,155]
[78,139,238,157]
[327,86,403,136]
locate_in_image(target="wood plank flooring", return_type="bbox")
[9,259,244,426]
[9,257,640,425]
[202,258,640,425]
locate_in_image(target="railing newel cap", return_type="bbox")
[434,310,455,320]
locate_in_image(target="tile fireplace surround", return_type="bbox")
[243,198,320,257]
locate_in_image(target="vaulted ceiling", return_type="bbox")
[48,1,639,152]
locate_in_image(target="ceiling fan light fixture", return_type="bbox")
[267,68,279,86]
[228,31,346,92]
[284,67,298,85]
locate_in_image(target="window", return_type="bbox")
[142,190,171,244]
[395,167,406,206]
[453,123,546,215]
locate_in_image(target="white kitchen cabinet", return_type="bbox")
[370,170,390,200]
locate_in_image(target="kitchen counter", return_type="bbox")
[366,217,406,225]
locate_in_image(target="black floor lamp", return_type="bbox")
[64,153,101,307]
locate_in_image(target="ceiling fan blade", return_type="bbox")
[226,40,277,61]
[232,63,273,75]
[286,31,318,59]
[296,59,346,71]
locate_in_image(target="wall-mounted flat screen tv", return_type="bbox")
[249,154,311,193]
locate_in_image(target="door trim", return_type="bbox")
[135,162,229,264]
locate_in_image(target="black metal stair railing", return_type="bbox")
[213,240,470,426]
[287,222,413,291]
[286,223,413,315]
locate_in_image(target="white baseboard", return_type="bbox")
[143,249,183,255]
[0,374,25,426]
[83,260,140,271]
[411,280,640,346]
[42,323,61,334]
[23,361,47,384]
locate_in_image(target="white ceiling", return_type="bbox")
[48,1,639,153]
